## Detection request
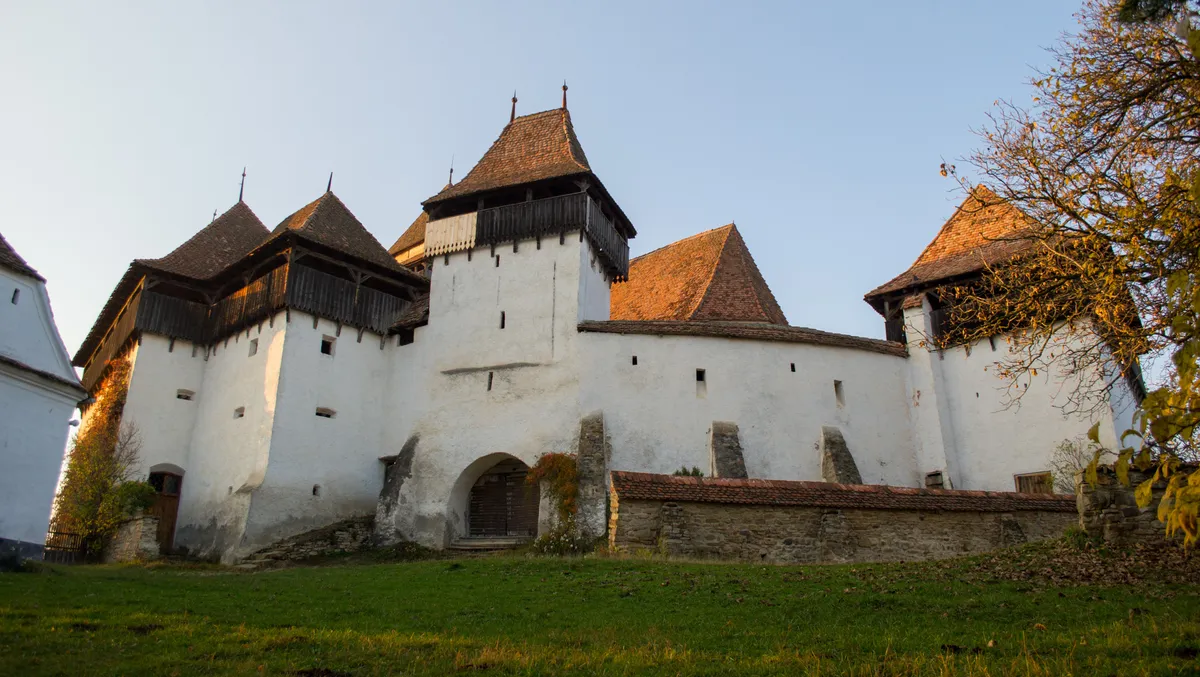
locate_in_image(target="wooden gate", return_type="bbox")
[147,471,182,552]
[467,459,539,538]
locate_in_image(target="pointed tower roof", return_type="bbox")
[423,109,591,205]
[265,192,403,271]
[610,224,787,324]
[865,186,1033,301]
[136,201,268,280]
[0,231,43,281]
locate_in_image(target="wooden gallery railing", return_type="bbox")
[476,192,630,279]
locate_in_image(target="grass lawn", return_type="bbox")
[1,541,1198,676]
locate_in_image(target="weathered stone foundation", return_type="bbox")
[1076,465,1197,546]
[609,472,1075,564]
[576,412,611,540]
[709,422,748,479]
[819,425,862,485]
[244,514,375,564]
[104,515,160,563]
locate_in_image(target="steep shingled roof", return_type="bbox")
[610,224,786,324]
[423,109,591,204]
[866,186,1033,300]
[388,212,428,256]
[610,472,1076,512]
[136,201,269,280]
[0,231,42,281]
[580,320,906,357]
[266,192,404,272]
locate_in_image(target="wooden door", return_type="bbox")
[468,460,539,538]
[147,472,182,552]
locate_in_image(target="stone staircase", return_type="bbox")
[448,536,529,552]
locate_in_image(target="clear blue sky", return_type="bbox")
[0,1,1080,355]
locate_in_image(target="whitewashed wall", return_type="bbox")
[0,367,79,547]
[578,332,919,486]
[121,335,206,477]
[240,314,392,558]
[172,318,288,560]
[0,268,78,384]
[903,301,1127,492]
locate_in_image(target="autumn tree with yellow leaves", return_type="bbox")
[941,0,1200,542]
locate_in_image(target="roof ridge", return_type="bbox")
[686,225,736,319]
[628,224,734,264]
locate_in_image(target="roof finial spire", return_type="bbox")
[326,172,333,193]
[212,208,217,223]
[510,91,517,123]
[448,154,454,186]
[562,80,568,110]
[238,166,246,202]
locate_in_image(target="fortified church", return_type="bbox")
[75,90,1139,562]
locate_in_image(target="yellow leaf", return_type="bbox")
[1087,422,1101,444]
[1136,479,1154,509]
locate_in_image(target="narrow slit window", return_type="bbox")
[320,336,336,356]
[233,407,245,419]
[315,407,336,419]
[176,389,195,401]
[790,362,796,373]
[695,369,707,398]
[10,288,18,304]
[631,355,638,366]
[248,338,258,357]
[834,380,845,408]
[312,484,321,497]
[487,371,494,391]
[696,369,706,382]
[494,255,500,268]
[500,311,506,329]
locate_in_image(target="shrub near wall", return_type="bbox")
[609,472,1077,564]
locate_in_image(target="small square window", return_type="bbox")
[925,471,944,490]
[315,407,336,419]
[320,336,335,356]
[631,356,638,366]
[176,389,195,401]
[696,369,706,382]
[234,406,246,419]
[790,363,796,373]
[248,338,258,357]
[1015,471,1054,494]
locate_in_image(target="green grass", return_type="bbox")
[2,545,1198,676]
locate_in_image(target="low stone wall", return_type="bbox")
[104,516,160,563]
[244,514,375,564]
[1077,465,1197,546]
[609,472,1076,564]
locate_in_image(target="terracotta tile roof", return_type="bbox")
[136,201,268,280]
[388,212,428,256]
[610,224,786,324]
[865,186,1033,301]
[0,231,42,281]
[266,192,406,272]
[424,109,590,205]
[610,472,1076,513]
[579,320,907,357]
[390,293,429,331]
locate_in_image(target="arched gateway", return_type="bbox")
[448,454,540,547]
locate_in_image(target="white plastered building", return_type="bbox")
[72,102,1140,562]
[0,233,87,560]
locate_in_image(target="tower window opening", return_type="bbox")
[10,288,18,304]
[487,371,494,391]
[248,338,258,356]
[696,369,706,382]
[315,407,336,419]
[312,484,321,497]
[500,311,506,329]
[632,355,638,366]
[320,336,336,356]
[925,471,945,490]
[790,363,796,372]
[176,389,195,401]
[834,380,845,408]
[495,255,501,268]
[233,407,245,419]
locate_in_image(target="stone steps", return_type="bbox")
[449,537,529,551]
